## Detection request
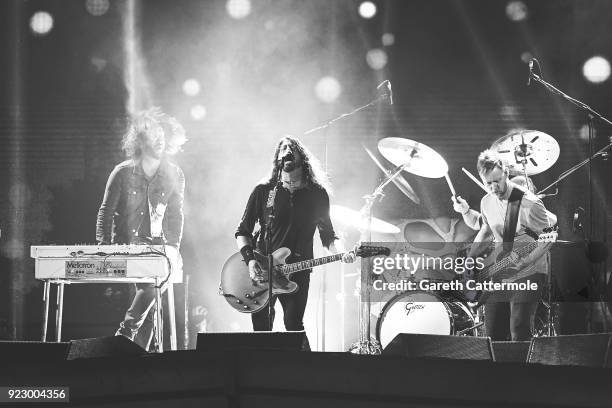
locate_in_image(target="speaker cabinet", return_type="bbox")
[196,331,307,352]
[492,341,530,363]
[528,334,612,367]
[67,336,147,360]
[383,334,494,360]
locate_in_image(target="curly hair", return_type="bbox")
[265,136,331,193]
[121,107,187,158]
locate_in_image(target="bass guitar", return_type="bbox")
[219,245,389,313]
[462,229,558,302]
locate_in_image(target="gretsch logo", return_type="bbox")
[404,302,425,315]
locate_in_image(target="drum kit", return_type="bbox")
[333,130,561,354]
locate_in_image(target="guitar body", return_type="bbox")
[219,247,298,313]
[219,244,389,314]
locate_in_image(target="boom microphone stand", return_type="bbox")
[302,81,393,351]
[528,60,612,328]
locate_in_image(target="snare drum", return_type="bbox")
[376,291,476,349]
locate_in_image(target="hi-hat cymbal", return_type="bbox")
[363,146,420,205]
[330,205,400,234]
[378,137,448,178]
[491,130,559,176]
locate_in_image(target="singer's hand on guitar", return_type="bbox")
[248,260,264,282]
[342,247,357,263]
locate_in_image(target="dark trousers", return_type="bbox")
[116,283,158,350]
[484,274,545,341]
[251,271,310,348]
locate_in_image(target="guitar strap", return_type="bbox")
[502,187,525,252]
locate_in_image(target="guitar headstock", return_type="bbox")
[355,245,391,258]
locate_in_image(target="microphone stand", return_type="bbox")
[529,70,612,329]
[303,92,391,136]
[265,165,283,331]
[302,85,391,351]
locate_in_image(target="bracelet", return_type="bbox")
[461,208,470,216]
[240,245,255,264]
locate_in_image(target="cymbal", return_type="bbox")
[363,146,420,205]
[330,205,400,234]
[377,137,448,178]
[491,130,559,176]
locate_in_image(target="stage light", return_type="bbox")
[182,79,201,96]
[382,33,395,47]
[85,0,110,16]
[358,1,377,19]
[226,0,251,20]
[520,52,533,64]
[506,1,528,22]
[30,11,54,36]
[315,76,342,103]
[583,56,611,84]
[190,105,207,120]
[366,48,388,70]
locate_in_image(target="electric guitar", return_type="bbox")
[462,229,558,302]
[219,245,390,313]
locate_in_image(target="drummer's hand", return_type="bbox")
[342,246,357,263]
[248,260,265,282]
[452,195,470,214]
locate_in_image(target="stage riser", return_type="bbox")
[1,349,611,408]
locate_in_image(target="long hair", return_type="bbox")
[121,107,187,158]
[265,136,331,193]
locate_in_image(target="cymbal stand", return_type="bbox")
[349,157,413,354]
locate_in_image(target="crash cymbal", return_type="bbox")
[363,146,420,205]
[330,205,400,234]
[378,137,448,178]
[491,130,559,176]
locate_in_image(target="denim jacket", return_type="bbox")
[96,159,185,247]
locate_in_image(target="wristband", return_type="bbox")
[240,245,255,264]
[461,208,470,216]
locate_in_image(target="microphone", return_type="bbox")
[376,80,393,105]
[527,59,534,86]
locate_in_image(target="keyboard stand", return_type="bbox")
[40,277,177,352]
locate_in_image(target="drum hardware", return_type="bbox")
[456,321,484,336]
[364,145,420,205]
[349,142,428,355]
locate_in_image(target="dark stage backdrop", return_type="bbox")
[0,0,610,349]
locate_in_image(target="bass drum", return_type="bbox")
[376,291,476,349]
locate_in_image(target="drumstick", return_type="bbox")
[461,167,488,193]
[444,173,456,197]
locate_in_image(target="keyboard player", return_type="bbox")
[96,107,187,350]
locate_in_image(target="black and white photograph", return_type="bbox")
[1,0,612,406]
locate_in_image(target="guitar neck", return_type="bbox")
[279,253,345,276]
[479,240,539,279]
